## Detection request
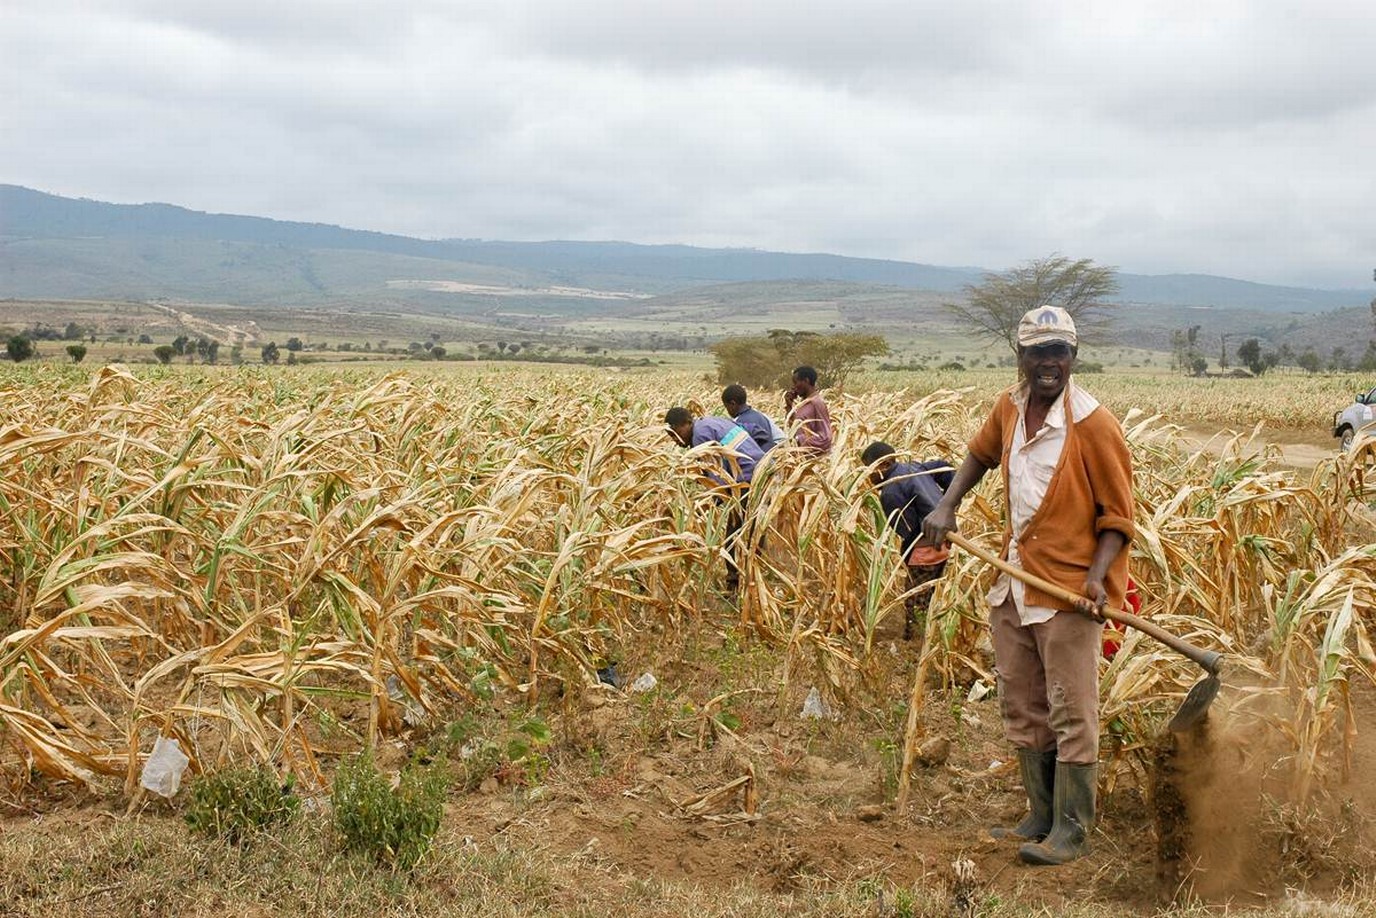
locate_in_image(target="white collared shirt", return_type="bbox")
[987,382,1101,625]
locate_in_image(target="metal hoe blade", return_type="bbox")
[1166,672,1221,732]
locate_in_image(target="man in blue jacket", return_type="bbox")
[862,441,953,640]
[721,384,785,453]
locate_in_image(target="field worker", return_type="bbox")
[722,384,786,452]
[920,306,1133,867]
[783,365,834,454]
[861,441,954,641]
[665,406,765,589]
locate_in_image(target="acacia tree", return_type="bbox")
[945,255,1120,355]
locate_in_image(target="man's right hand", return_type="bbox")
[920,503,958,547]
[783,389,797,410]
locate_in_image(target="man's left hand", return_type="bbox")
[1076,576,1108,622]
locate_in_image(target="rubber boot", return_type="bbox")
[1018,762,1096,866]
[990,748,1056,841]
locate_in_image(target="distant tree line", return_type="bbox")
[1171,327,1376,377]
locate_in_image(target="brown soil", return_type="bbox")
[449,691,1147,911]
[449,624,1376,912]
[4,619,1374,914]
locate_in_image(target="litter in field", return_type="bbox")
[139,736,189,798]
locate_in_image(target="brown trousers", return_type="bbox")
[989,598,1103,765]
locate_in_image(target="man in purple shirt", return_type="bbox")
[665,408,764,485]
[784,365,834,454]
[665,406,764,589]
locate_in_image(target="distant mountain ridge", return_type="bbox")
[0,184,1366,311]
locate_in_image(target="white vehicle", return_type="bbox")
[1332,386,1376,451]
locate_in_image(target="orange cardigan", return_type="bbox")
[967,386,1135,612]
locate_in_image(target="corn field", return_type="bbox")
[860,366,1369,432]
[0,362,1371,806]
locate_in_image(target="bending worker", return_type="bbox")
[920,306,1134,867]
[665,406,764,590]
[861,441,952,641]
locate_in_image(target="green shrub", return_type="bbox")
[332,753,446,869]
[185,766,299,844]
[709,330,889,388]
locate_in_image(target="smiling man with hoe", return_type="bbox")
[920,306,1134,867]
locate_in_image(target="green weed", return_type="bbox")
[332,753,446,870]
[184,765,299,844]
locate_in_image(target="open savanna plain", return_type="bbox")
[3,361,1376,917]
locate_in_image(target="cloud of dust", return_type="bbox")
[1158,679,1299,900]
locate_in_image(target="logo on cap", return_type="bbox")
[1017,305,1077,347]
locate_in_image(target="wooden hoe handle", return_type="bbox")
[943,531,1221,674]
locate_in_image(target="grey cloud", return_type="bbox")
[464,1,1376,130]
[465,0,1044,79]
[88,0,419,55]
[2,1,1372,288]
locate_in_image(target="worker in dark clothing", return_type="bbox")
[862,441,953,640]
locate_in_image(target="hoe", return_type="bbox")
[945,531,1222,732]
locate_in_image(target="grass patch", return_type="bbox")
[184,765,299,844]
[3,813,1371,917]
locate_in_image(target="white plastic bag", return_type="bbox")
[800,686,835,720]
[630,672,658,693]
[140,735,190,798]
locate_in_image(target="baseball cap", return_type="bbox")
[1017,306,1077,348]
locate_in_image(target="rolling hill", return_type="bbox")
[1,185,1367,313]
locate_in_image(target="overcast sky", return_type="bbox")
[3,1,1373,288]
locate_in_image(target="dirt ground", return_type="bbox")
[388,617,1376,912]
[444,676,1375,914]
[447,694,1152,911]
[3,616,1374,915]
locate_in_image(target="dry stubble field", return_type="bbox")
[1,361,1376,917]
